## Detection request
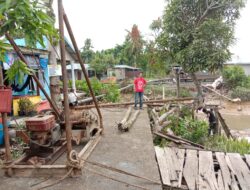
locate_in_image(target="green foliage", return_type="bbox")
[154,136,169,147]
[157,0,245,73]
[0,39,9,62]
[168,115,208,145]
[90,51,117,76]
[164,105,208,144]
[231,86,250,101]
[222,66,249,89]
[81,38,94,64]
[5,60,33,85]
[205,135,250,155]
[82,78,103,95]
[69,79,120,102]
[179,88,192,98]
[102,84,120,102]
[0,0,58,48]
[18,97,36,115]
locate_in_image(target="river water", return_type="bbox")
[222,114,250,131]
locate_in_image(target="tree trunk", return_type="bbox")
[118,107,132,131]
[190,72,203,106]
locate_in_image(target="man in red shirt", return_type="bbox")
[134,72,147,109]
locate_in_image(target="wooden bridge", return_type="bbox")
[155,146,250,190]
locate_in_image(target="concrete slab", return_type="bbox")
[0,108,162,190]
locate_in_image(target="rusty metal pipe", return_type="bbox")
[0,65,11,162]
[63,10,103,131]
[58,0,72,156]
[5,33,62,120]
[74,97,195,110]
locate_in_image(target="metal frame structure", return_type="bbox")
[1,0,103,177]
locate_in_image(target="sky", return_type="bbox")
[53,0,250,63]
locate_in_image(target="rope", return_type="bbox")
[34,168,73,190]
[81,159,161,185]
[84,167,151,190]
[66,150,81,169]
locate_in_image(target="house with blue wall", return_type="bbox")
[1,38,51,115]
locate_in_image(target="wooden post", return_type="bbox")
[58,0,72,157]
[0,65,11,162]
[162,86,165,100]
[214,107,219,135]
[176,70,180,98]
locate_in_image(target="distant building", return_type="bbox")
[66,63,95,80]
[107,65,142,80]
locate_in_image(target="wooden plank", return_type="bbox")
[217,170,225,190]
[3,165,81,177]
[170,147,185,187]
[164,147,178,186]
[217,112,234,139]
[215,152,232,190]
[198,151,218,190]
[183,149,198,190]
[224,155,240,190]
[155,146,171,186]
[244,154,250,168]
[226,153,250,190]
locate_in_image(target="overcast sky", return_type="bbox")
[53,0,250,63]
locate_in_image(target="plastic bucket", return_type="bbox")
[0,118,10,145]
[0,86,12,113]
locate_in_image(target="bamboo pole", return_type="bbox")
[58,0,72,156]
[75,97,195,110]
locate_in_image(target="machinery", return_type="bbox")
[25,115,62,154]
[20,110,98,165]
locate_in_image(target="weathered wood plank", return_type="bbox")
[198,151,218,190]
[215,152,232,190]
[164,147,178,186]
[166,147,185,187]
[183,149,198,190]
[217,170,225,190]
[155,146,171,186]
[244,154,250,168]
[224,155,240,190]
[226,153,250,190]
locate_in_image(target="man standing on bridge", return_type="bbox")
[134,72,147,110]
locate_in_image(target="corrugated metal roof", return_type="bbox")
[114,65,140,70]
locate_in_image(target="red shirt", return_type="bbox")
[134,77,146,92]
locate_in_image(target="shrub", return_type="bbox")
[222,66,248,89]
[103,84,120,102]
[205,135,250,155]
[18,97,36,116]
[167,116,208,144]
[179,88,192,97]
[69,78,120,102]
[230,86,250,101]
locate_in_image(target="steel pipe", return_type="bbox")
[58,0,72,156]
[63,10,103,131]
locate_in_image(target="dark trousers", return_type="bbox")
[208,122,216,136]
[135,92,143,108]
